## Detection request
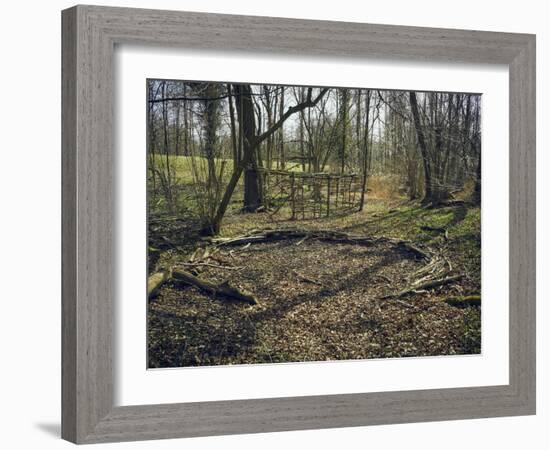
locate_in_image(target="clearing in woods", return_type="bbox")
[148,192,481,367]
[147,81,482,368]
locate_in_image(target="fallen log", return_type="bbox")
[212,229,431,260]
[444,295,481,308]
[147,268,172,298]
[172,268,258,305]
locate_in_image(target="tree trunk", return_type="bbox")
[340,88,349,173]
[409,91,433,204]
[203,83,220,187]
[473,149,481,205]
[183,84,189,155]
[472,96,482,205]
[244,168,262,211]
[359,90,371,211]
[227,84,239,171]
[237,85,262,212]
[278,87,285,169]
[148,269,172,298]
[161,81,174,213]
[299,87,306,172]
[172,268,258,305]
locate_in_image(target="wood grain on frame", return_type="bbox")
[61,5,536,444]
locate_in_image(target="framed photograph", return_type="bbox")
[62,5,536,444]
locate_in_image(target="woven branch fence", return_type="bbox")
[258,168,364,220]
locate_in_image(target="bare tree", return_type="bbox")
[359,90,371,210]
[209,86,329,234]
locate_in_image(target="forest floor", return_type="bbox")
[148,194,482,368]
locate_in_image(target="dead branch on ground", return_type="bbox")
[382,274,464,299]
[210,229,431,260]
[147,267,257,305]
[172,269,258,305]
[147,268,172,298]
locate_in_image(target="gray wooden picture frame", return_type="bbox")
[61,5,536,444]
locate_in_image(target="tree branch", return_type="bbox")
[148,86,286,104]
[253,88,329,147]
[149,94,231,103]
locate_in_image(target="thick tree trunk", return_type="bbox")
[147,268,172,298]
[244,168,262,211]
[237,85,262,212]
[409,92,433,204]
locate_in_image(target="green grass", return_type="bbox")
[148,154,480,283]
[149,154,311,184]
[149,154,233,184]
[148,157,482,366]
